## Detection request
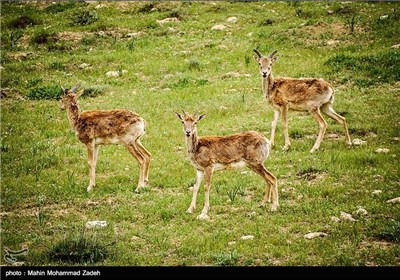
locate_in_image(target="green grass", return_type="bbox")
[1,1,399,266]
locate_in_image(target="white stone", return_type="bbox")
[354,207,368,216]
[78,63,90,69]
[211,24,226,31]
[352,138,366,146]
[331,216,341,223]
[375,148,390,153]
[85,221,107,229]
[228,241,236,246]
[386,197,400,204]
[391,44,400,49]
[240,235,255,240]
[157,17,179,24]
[304,232,328,239]
[106,71,120,77]
[226,17,237,23]
[371,190,382,195]
[340,211,356,222]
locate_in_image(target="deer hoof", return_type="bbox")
[283,145,290,151]
[196,213,210,220]
[87,186,93,192]
[186,207,194,214]
[270,205,278,212]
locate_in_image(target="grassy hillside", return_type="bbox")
[1,1,399,266]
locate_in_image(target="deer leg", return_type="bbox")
[281,105,291,151]
[321,104,352,146]
[309,107,327,153]
[135,139,152,186]
[187,169,204,214]
[249,163,279,211]
[197,167,213,220]
[86,142,97,192]
[125,143,146,193]
[270,109,280,147]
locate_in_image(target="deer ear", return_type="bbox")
[175,112,183,120]
[61,86,67,94]
[71,84,81,93]
[197,114,206,121]
[253,54,260,62]
[271,55,279,63]
[75,89,84,99]
[268,50,278,58]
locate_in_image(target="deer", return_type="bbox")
[253,49,352,153]
[175,111,278,220]
[60,85,151,193]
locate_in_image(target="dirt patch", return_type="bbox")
[297,168,326,181]
[0,87,25,100]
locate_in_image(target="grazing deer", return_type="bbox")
[253,49,352,153]
[60,85,151,192]
[175,111,278,220]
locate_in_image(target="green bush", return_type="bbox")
[31,28,55,45]
[378,220,400,243]
[47,230,112,264]
[44,1,80,13]
[70,10,99,26]
[27,85,62,100]
[6,15,40,29]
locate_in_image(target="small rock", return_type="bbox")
[372,190,382,195]
[352,138,366,146]
[227,241,236,246]
[380,15,389,20]
[240,235,254,240]
[391,44,400,49]
[125,32,145,38]
[340,211,356,222]
[211,24,226,31]
[246,211,256,218]
[304,232,328,239]
[386,197,400,204]
[354,207,368,216]
[326,40,340,46]
[106,71,120,77]
[219,105,227,110]
[95,4,106,9]
[157,17,179,24]
[78,63,90,69]
[226,16,237,23]
[393,137,399,142]
[331,216,341,223]
[85,221,107,229]
[326,133,339,139]
[131,236,141,241]
[375,148,390,153]
[366,132,377,138]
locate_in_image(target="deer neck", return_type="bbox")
[262,72,274,99]
[185,131,198,155]
[66,103,81,130]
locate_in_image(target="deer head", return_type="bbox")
[175,111,206,138]
[253,49,278,78]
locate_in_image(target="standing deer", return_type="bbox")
[175,111,278,220]
[253,49,352,153]
[60,85,151,192]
